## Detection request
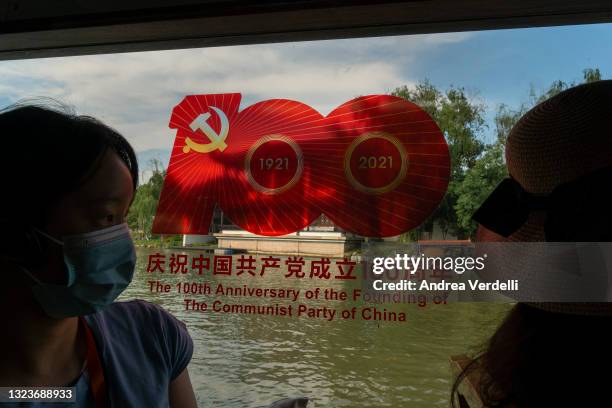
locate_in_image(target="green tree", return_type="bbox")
[493,103,527,146]
[392,80,486,239]
[454,142,507,236]
[530,67,602,105]
[583,67,602,83]
[127,159,166,240]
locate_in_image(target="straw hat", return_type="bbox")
[472,80,612,314]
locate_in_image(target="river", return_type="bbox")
[119,248,511,407]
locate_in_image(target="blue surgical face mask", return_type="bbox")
[22,223,136,318]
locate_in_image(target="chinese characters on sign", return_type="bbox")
[145,252,456,282]
[145,252,358,280]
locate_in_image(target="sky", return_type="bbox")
[1,22,611,179]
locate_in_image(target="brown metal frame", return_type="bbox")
[1,1,612,60]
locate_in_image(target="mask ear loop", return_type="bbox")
[14,263,44,286]
[0,220,50,278]
[32,227,65,246]
[29,227,74,286]
[0,221,68,287]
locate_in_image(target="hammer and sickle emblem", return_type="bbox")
[183,106,229,153]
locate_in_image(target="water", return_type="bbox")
[120,248,511,407]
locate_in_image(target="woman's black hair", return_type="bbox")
[451,303,612,407]
[0,98,138,264]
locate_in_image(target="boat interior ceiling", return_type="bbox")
[1,0,612,60]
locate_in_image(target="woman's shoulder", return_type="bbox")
[102,299,178,319]
[104,298,170,314]
[85,299,194,381]
[87,299,189,341]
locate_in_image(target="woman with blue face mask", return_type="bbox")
[0,101,197,408]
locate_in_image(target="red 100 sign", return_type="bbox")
[153,93,450,237]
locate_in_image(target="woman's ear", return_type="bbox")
[0,222,46,268]
[0,258,25,286]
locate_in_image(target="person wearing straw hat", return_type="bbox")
[452,80,612,407]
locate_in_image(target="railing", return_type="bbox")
[449,355,484,408]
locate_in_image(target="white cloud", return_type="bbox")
[0,31,473,152]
